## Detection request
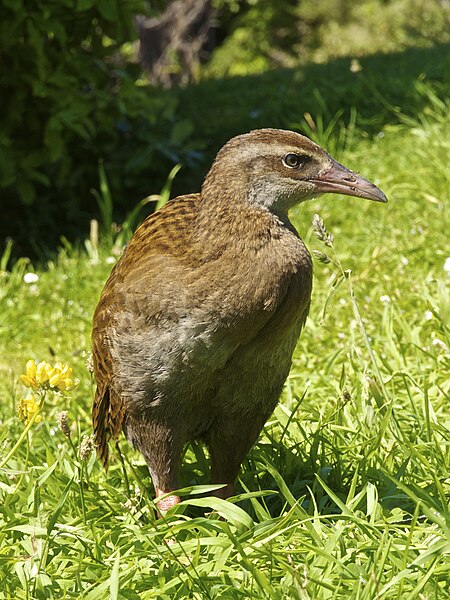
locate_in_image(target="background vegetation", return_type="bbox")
[1,0,449,256]
[0,0,449,597]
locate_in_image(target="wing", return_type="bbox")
[92,279,124,469]
[92,193,202,468]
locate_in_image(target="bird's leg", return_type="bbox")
[211,482,235,500]
[207,413,268,501]
[146,451,182,516]
[123,417,182,515]
[209,455,241,501]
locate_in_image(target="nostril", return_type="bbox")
[343,176,356,182]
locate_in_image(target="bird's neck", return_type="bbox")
[200,171,291,220]
[194,181,296,258]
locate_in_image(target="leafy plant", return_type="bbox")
[0,1,195,257]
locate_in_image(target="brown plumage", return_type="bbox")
[92,128,386,511]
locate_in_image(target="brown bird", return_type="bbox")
[92,128,386,512]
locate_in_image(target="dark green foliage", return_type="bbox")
[0,0,201,256]
[209,0,299,76]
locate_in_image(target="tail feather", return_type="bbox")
[92,383,125,470]
[92,386,110,469]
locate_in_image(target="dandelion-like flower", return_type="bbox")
[17,359,78,430]
[18,394,42,425]
[350,58,362,73]
[21,359,78,392]
[23,272,39,284]
[6,360,79,469]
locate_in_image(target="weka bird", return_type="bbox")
[92,129,386,511]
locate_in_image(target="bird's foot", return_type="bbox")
[155,489,181,516]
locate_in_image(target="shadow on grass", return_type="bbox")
[238,439,422,521]
[170,42,450,195]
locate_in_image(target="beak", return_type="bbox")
[308,158,388,203]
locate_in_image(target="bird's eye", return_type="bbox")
[283,153,303,168]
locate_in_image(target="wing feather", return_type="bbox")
[91,194,200,467]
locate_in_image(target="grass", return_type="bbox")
[0,71,449,598]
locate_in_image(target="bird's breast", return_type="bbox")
[219,225,313,322]
[101,213,313,425]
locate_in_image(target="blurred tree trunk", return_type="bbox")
[135,0,214,87]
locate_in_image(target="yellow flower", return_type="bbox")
[51,362,77,391]
[18,394,42,425]
[20,359,39,389]
[36,360,53,384]
[20,359,78,392]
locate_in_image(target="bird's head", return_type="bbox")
[202,128,387,214]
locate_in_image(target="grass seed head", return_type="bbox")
[312,250,331,264]
[56,411,71,438]
[79,435,95,461]
[312,214,335,247]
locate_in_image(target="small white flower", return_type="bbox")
[380,295,390,303]
[425,310,433,321]
[350,58,362,73]
[432,338,447,351]
[444,257,450,275]
[105,256,116,264]
[400,256,409,266]
[23,272,39,284]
